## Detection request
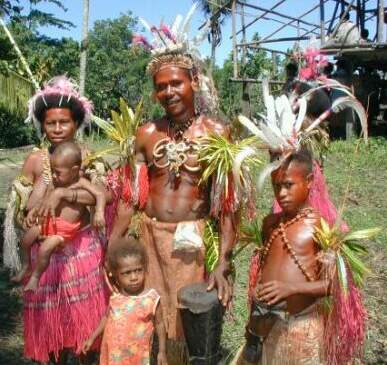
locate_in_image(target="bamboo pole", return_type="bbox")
[0,17,39,91]
[232,0,238,79]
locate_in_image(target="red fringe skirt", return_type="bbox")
[23,226,109,362]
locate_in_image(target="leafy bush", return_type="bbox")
[0,107,37,148]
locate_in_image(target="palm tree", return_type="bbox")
[196,0,231,72]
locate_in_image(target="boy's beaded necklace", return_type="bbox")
[261,207,317,282]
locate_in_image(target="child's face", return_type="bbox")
[115,255,145,295]
[51,156,79,187]
[272,162,312,215]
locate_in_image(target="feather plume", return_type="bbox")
[238,115,268,143]
[294,97,307,132]
[181,2,198,39]
[331,97,368,142]
[233,146,256,190]
[257,159,282,192]
[171,14,183,35]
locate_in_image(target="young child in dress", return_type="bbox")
[240,150,330,365]
[82,237,168,365]
[11,141,106,291]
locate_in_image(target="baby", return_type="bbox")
[11,141,106,291]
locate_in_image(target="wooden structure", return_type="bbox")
[202,0,387,136]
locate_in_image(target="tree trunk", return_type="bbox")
[79,0,89,96]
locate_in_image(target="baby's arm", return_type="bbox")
[155,302,168,365]
[82,313,108,354]
[73,178,106,229]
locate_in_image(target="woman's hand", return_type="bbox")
[37,188,65,218]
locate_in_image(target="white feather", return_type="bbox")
[233,146,256,190]
[238,115,269,144]
[171,14,183,35]
[278,95,295,137]
[257,160,283,192]
[331,97,368,143]
[139,17,152,33]
[259,122,288,149]
[181,2,198,40]
[294,97,307,133]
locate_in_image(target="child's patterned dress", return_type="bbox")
[100,288,160,365]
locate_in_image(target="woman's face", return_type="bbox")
[42,108,77,145]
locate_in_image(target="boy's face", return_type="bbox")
[51,155,79,187]
[272,161,312,216]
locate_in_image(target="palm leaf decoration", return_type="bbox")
[236,217,263,255]
[87,98,143,168]
[314,218,381,290]
[199,134,262,194]
[203,220,219,273]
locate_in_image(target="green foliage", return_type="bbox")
[0,106,37,148]
[90,98,143,169]
[203,220,219,272]
[86,13,161,121]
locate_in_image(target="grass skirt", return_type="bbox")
[23,226,109,362]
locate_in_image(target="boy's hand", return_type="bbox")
[157,352,168,365]
[256,281,295,305]
[82,338,94,354]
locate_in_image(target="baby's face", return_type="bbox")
[51,156,79,187]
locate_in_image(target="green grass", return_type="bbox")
[0,137,386,364]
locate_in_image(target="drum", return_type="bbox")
[178,282,224,365]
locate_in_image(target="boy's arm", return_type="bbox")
[155,302,167,364]
[257,279,330,305]
[73,178,106,211]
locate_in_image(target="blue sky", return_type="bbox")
[18,0,379,66]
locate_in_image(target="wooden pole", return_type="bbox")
[240,2,250,118]
[378,0,384,42]
[320,0,326,45]
[232,0,238,79]
[79,0,89,96]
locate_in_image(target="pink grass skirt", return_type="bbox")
[23,226,109,362]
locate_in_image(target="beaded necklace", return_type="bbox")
[261,208,317,282]
[168,116,195,141]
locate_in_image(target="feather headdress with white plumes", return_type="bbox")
[234,78,368,190]
[133,3,218,114]
[133,2,209,75]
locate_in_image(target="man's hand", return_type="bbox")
[256,280,295,305]
[207,261,233,307]
[37,188,64,219]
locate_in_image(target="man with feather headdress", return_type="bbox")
[105,4,238,363]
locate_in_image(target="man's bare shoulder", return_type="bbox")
[201,116,229,137]
[136,118,164,145]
